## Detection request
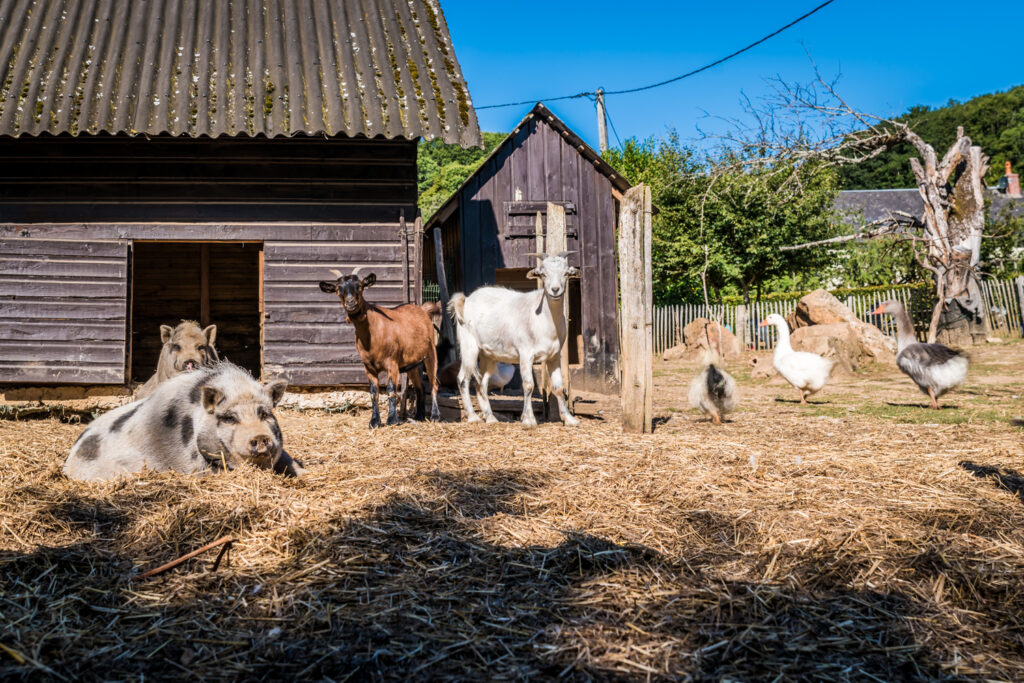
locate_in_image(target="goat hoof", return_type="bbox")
[521,419,538,428]
[562,415,580,427]
[369,417,381,429]
[467,415,483,424]
[485,414,499,424]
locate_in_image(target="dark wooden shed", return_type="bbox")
[0,0,480,388]
[424,104,630,393]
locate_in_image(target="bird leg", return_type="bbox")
[800,392,808,405]
[928,387,939,410]
[712,413,722,425]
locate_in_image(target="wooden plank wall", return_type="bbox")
[0,238,128,383]
[458,115,619,392]
[0,135,417,224]
[262,224,417,386]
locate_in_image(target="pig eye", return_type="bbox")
[257,407,271,420]
[217,413,238,425]
[170,343,181,352]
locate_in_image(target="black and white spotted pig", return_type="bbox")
[64,362,304,481]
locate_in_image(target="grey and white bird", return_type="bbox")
[871,300,969,409]
[689,351,736,424]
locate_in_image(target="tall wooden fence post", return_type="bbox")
[545,202,571,421]
[618,184,653,433]
[735,304,748,350]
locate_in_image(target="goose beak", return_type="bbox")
[758,320,768,327]
[870,305,885,315]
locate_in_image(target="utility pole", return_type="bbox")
[595,88,608,153]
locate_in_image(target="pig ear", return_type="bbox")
[360,273,377,289]
[203,325,217,347]
[319,281,338,294]
[201,386,222,413]
[160,325,174,344]
[264,379,288,407]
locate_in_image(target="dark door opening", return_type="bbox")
[131,242,262,382]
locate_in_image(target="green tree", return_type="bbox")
[607,135,841,305]
[417,132,505,219]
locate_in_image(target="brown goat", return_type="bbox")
[319,270,440,428]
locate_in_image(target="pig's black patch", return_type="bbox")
[110,405,139,433]
[162,405,179,429]
[188,372,212,404]
[75,434,101,461]
[180,415,194,443]
[269,418,283,443]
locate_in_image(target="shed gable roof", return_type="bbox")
[426,103,632,228]
[0,0,480,145]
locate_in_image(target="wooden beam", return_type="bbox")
[200,243,210,327]
[617,184,653,433]
[413,216,423,305]
[545,201,570,421]
[400,210,410,303]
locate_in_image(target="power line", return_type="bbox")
[603,99,624,148]
[474,0,836,111]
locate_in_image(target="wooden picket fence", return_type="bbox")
[653,277,1024,353]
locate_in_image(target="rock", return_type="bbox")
[986,337,1003,344]
[749,355,776,380]
[662,343,690,361]
[682,318,742,358]
[785,289,895,364]
[790,324,858,373]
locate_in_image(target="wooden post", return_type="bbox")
[433,226,454,366]
[534,211,549,410]
[400,210,410,303]
[735,304,748,350]
[413,216,423,305]
[617,184,653,433]
[199,243,210,326]
[545,202,570,421]
[1016,276,1024,337]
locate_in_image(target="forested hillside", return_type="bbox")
[838,85,1024,189]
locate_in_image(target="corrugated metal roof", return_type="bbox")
[0,0,480,145]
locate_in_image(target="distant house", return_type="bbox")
[836,185,1024,226]
[0,0,480,388]
[423,103,633,393]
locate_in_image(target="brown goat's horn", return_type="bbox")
[350,266,364,278]
[329,269,344,279]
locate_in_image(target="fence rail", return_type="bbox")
[653,278,1024,353]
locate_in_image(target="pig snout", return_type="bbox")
[249,434,274,456]
[182,360,198,371]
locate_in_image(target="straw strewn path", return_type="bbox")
[2,344,1023,679]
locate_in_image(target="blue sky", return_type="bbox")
[443,1,1022,149]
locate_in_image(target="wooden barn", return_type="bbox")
[0,0,480,388]
[424,103,630,393]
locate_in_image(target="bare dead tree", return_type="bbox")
[711,70,991,345]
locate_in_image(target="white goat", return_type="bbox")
[448,254,580,426]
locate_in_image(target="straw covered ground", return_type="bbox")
[2,343,1024,681]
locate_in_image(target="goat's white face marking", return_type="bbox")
[529,256,578,300]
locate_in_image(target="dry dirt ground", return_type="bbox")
[2,343,1024,680]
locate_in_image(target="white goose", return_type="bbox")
[871,300,968,409]
[759,313,835,403]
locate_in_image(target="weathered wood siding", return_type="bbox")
[0,136,417,223]
[0,238,128,383]
[456,116,620,392]
[0,135,418,387]
[262,224,418,386]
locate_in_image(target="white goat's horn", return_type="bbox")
[329,269,344,279]
[557,250,578,258]
[523,252,545,259]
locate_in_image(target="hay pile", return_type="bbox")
[1,346,1023,679]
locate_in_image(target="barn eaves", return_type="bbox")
[0,0,481,146]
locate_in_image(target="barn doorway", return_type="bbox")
[131,242,262,382]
